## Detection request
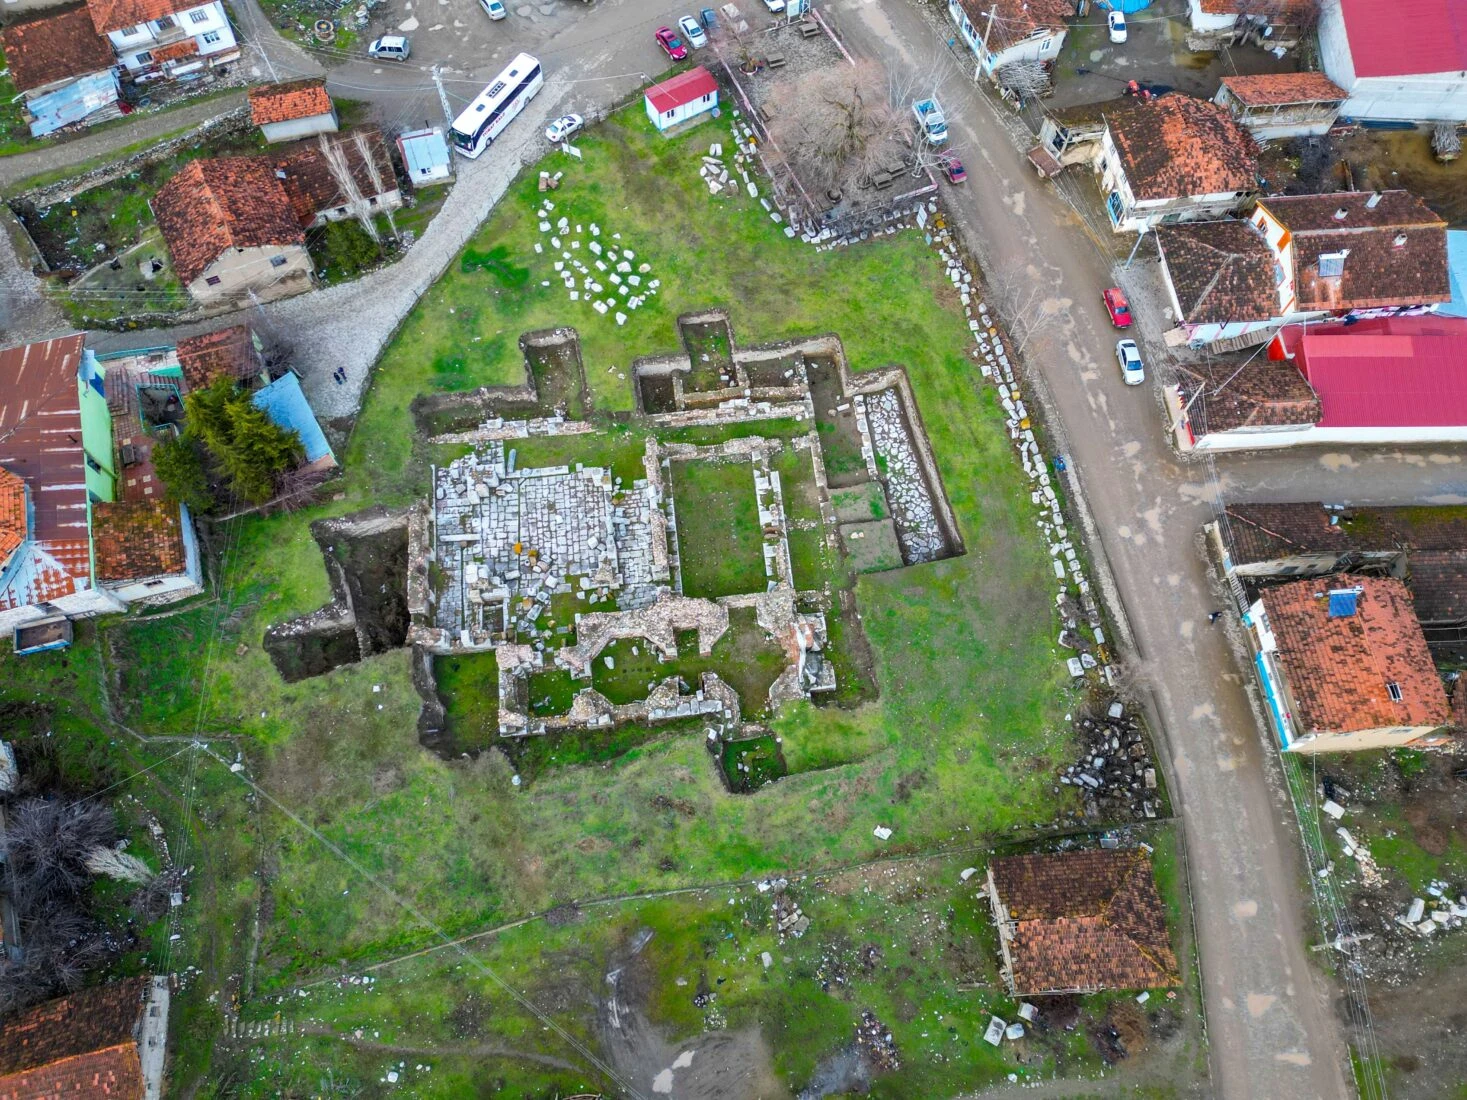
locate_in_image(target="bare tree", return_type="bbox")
[83,847,155,885]
[995,60,1052,100]
[1432,122,1461,163]
[763,59,906,194]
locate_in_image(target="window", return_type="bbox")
[205,275,222,286]
[270,255,288,268]
[1318,251,1346,278]
[664,109,674,118]
[144,579,168,588]
[368,197,377,206]
[202,29,220,43]
[86,455,102,473]
[189,8,209,21]
[1386,681,1403,702]
[135,50,153,63]
[154,14,174,28]
[120,23,141,34]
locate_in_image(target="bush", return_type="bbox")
[152,434,215,513]
[310,219,382,281]
[185,378,304,504]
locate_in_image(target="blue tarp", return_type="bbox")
[27,70,120,138]
[1442,231,1467,319]
[252,373,335,465]
[1097,0,1153,12]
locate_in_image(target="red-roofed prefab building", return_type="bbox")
[644,67,719,134]
[249,78,338,143]
[1318,0,1467,122]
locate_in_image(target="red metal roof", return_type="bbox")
[645,67,718,114]
[1286,316,1467,428]
[1338,0,1467,79]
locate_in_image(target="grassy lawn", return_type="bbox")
[0,100,1096,1092]
[434,652,500,753]
[671,457,767,598]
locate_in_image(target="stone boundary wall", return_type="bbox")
[558,592,729,678]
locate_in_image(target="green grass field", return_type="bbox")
[0,100,1099,1094]
[671,457,768,598]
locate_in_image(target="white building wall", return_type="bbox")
[1187,0,1236,34]
[260,112,339,144]
[1318,0,1467,121]
[1190,422,1467,452]
[946,0,1065,80]
[646,91,717,132]
[109,2,236,71]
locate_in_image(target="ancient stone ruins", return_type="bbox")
[400,311,962,739]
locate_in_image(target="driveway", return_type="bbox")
[828,1,1355,1097]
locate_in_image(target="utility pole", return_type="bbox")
[431,65,454,130]
[978,6,998,80]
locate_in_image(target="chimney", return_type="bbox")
[1393,233,1408,248]
[1333,207,1348,221]
[1365,191,1383,209]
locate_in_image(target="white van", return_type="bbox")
[480,0,507,19]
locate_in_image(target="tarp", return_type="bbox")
[251,373,335,465]
[1097,0,1153,12]
[1441,230,1467,319]
[27,70,120,138]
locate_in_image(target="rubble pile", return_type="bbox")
[1395,882,1467,937]
[533,200,660,325]
[861,389,943,564]
[1058,700,1159,821]
[1333,825,1384,889]
[768,883,810,941]
[854,1010,900,1072]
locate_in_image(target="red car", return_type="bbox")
[939,154,967,184]
[1103,287,1133,328]
[655,26,689,60]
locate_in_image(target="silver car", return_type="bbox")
[1115,339,1145,385]
[368,34,411,60]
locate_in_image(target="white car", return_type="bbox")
[1115,339,1145,385]
[763,0,786,12]
[367,34,410,60]
[544,114,584,143]
[678,15,708,47]
[1107,9,1127,42]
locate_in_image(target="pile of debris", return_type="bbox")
[854,1010,900,1071]
[770,885,810,941]
[698,141,739,195]
[1332,824,1384,889]
[1058,700,1159,820]
[1396,883,1467,938]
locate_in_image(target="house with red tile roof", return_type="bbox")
[249,78,338,143]
[947,0,1074,82]
[85,0,238,80]
[986,849,1180,995]
[175,325,266,392]
[1187,0,1317,48]
[0,4,121,136]
[0,976,170,1100]
[1247,574,1453,751]
[151,157,313,305]
[1318,0,1467,122]
[1170,316,1467,452]
[273,128,402,227]
[1097,95,1258,233]
[1213,72,1346,140]
[92,498,202,603]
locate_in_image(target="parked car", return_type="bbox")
[1115,339,1145,385]
[678,14,708,47]
[480,0,507,18]
[545,113,584,143]
[763,0,786,12]
[1107,9,1127,42]
[912,97,948,145]
[1102,287,1132,328]
[367,34,411,60]
[655,26,689,59]
[939,154,967,183]
[700,6,718,30]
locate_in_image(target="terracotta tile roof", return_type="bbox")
[1260,574,1449,733]
[1225,503,1467,562]
[1406,549,1467,626]
[1177,355,1319,434]
[0,978,147,1100]
[1104,96,1258,201]
[151,158,305,285]
[1259,192,1450,311]
[0,469,26,569]
[175,325,262,391]
[91,499,188,583]
[0,335,92,609]
[1156,220,1279,323]
[85,0,194,34]
[954,0,1075,52]
[273,128,397,226]
[990,850,1179,995]
[249,78,334,126]
[0,5,115,94]
[1219,72,1346,107]
[1196,0,1315,17]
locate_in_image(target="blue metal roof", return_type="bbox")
[1441,230,1467,319]
[398,128,451,177]
[251,373,334,464]
[27,71,120,138]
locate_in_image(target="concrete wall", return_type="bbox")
[0,585,124,637]
[1187,0,1236,34]
[260,111,339,144]
[187,243,313,305]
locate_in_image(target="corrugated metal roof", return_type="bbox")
[645,67,718,114]
[1295,316,1467,428]
[26,69,119,138]
[251,373,334,464]
[1338,0,1467,78]
[397,128,451,176]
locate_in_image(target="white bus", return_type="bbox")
[450,53,544,158]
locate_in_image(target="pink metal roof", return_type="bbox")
[1290,316,1467,428]
[645,67,718,114]
[1338,0,1467,78]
